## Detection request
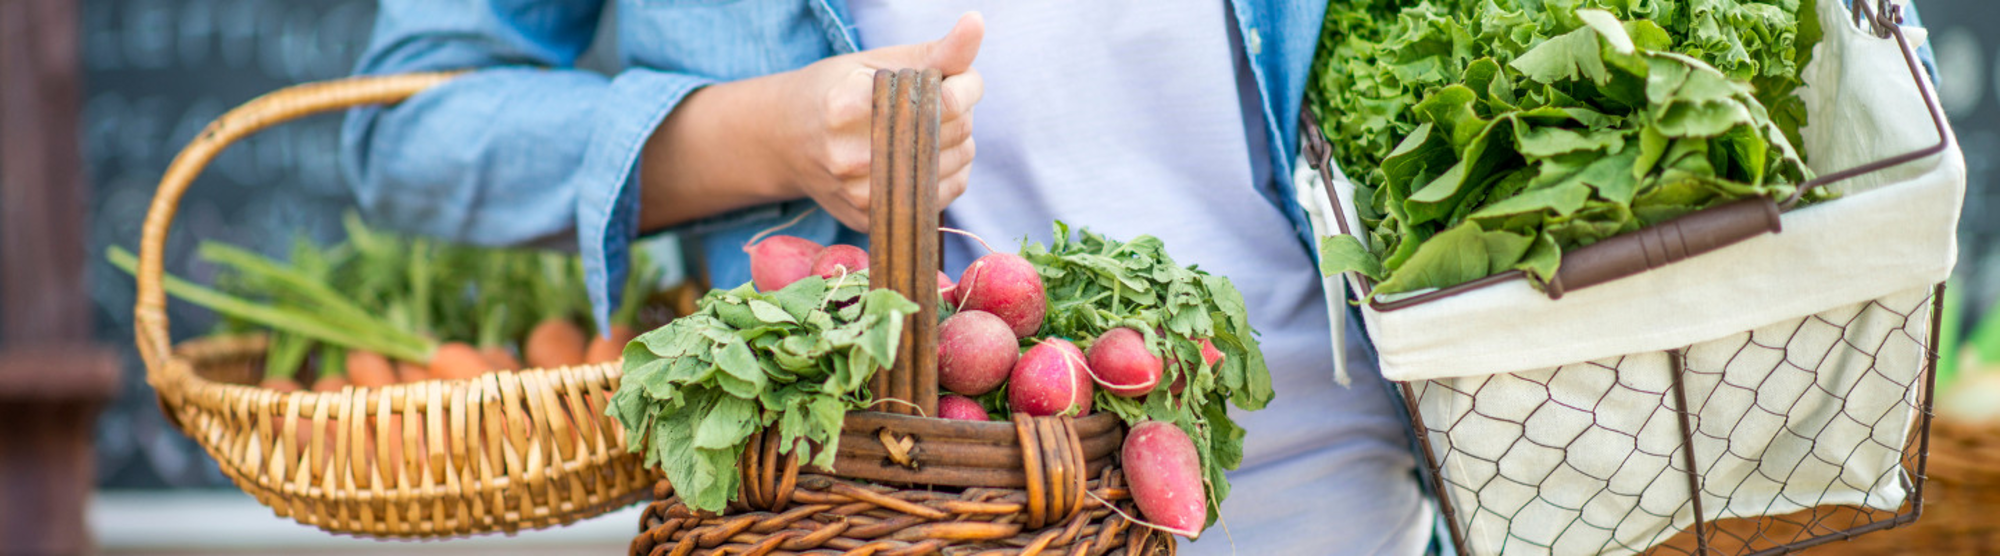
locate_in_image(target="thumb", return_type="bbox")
[924,12,984,75]
[868,12,984,75]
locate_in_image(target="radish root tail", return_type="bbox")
[742,208,820,252]
[1083,489,1201,539]
[939,227,999,254]
[1047,337,1155,391]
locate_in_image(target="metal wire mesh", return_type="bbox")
[1403,285,1939,556]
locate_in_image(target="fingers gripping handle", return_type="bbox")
[866,69,944,417]
[1545,197,1783,299]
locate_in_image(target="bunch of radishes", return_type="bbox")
[748,232,1225,538]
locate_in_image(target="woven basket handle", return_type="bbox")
[865,69,944,418]
[132,72,462,377]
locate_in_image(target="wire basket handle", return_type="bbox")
[865,69,944,418]
[132,72,461,381]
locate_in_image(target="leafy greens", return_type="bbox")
[1309,0,1822,297]
[608,275,919,513]
[1022,222,1275,524]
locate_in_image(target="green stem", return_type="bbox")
[410,237,433,336]
[108,246,435,362]
[318,343,348,379]
[263,332,312,381]
[198,243,381,326]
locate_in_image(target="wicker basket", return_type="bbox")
[626,69,1174,556]
[130,73,655,537]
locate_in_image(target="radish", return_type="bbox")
[938,271,960,306]
[746,235,824,291]
[1007,339,1093,416]
[938,310,1017,396]
[1168,338,1224,395]
[1122,421,1206,539]
[810,244,869,279]
[958,253,1047,338]
[938,395,989,421]
[1086,328,1161,397]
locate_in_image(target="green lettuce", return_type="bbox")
[1309,0,1822,297]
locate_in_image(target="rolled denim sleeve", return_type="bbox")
[341,0,709,333]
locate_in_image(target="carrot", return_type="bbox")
[396,360,431,383]
[525,317,587,369]
[261,378,302,392]
[481,345,522,370]
[311,375,350,392]
[348,350,399,388]
[584,324,638,364]
[431,341,497,380]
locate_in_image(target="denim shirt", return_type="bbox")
[339,0,1933,330]
[339,0,1329,330]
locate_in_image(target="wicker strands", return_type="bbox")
[631,471,1174,556]
[131,74,654,537]
[633,417,1172,556]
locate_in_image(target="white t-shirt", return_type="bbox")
[850,2,1431,554]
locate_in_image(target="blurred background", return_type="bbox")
[1,0,1996,554]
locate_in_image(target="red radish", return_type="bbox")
[938,310,1017,396]
[480,345,522,370]
[1122,421,1206,538]
[938,271,959,306]
[810,244,869,279]
[958,253,1047,338]
[347,350,398,388]
[938,395,989,421]
[1007,339,1093,416]
[584,324,638,364]
[746,235,825,291]
[526,317,587,369]
[431,342,497,380]
[1087,328,1162,397]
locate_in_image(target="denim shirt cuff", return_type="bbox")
[574,67,713,335]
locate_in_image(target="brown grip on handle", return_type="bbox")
[1545,197,1782,299]
[866,69,944,417]
[131,72,461,379]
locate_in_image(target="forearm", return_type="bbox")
[638,73,805,231]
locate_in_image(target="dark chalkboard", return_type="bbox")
[1922,0,2000,316]
[82,0,383,489]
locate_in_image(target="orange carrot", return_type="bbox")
[584,324,638,364]
[311,375,350,392]
[396,360,431,383]
[261,377,302,392]
[430,342,497,380]
[480,345,522,370]
[525,317,587,368]
[347,350,399,388]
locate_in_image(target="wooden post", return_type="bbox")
[0,0,123,553]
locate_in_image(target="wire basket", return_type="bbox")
[1401,286,1938,555]
[1300,1,1958,554]
[130,73,656,537]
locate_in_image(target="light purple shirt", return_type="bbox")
[849,2,1430,553]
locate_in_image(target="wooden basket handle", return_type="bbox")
[865,69,944,418]
[132,72,462,378]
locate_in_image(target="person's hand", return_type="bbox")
[776,12,985,232]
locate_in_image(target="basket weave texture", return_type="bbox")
[132,73,655,537]
[625,68,1174,555]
